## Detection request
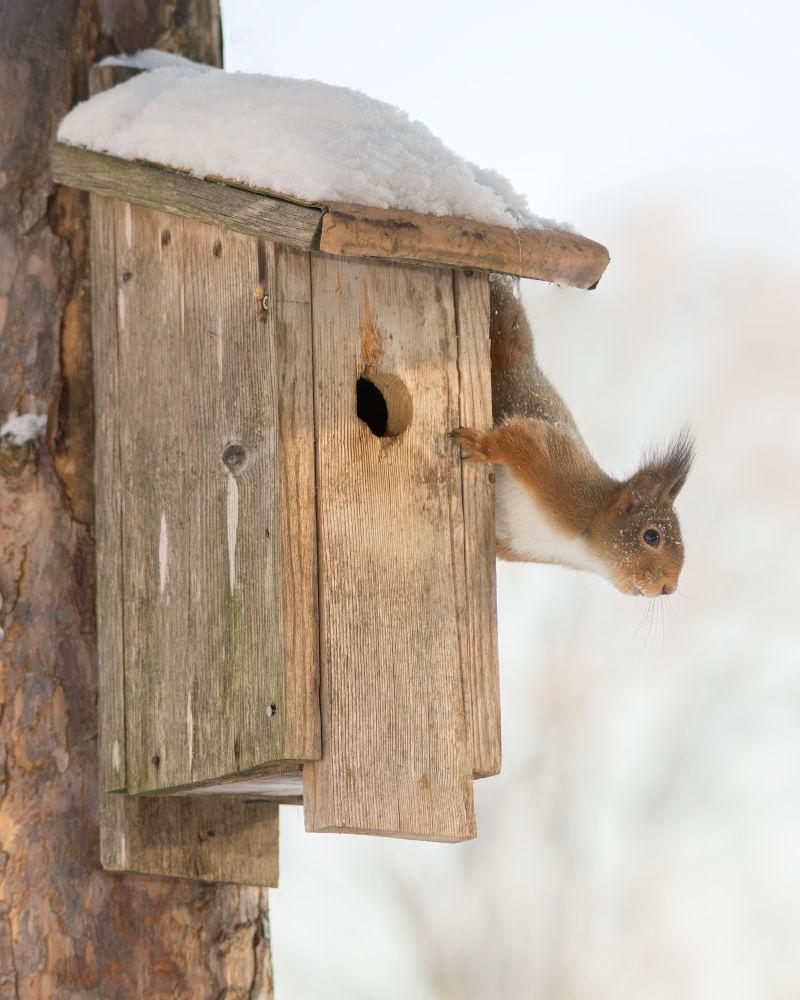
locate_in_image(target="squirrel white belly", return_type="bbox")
[493,465,610,578]
[456,276,693,598]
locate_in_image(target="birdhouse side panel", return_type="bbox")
[101,204,319,795]
[453,270,501,778]
[92,193,127,793]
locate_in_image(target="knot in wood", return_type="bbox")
[222,442,248,475]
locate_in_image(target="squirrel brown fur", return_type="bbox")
[456,275,693,598]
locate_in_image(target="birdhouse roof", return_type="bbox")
[53,51,609,287]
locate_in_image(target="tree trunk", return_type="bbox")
[0,3,275,997]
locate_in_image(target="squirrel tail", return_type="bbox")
[488,275,536,424]
[488,275,577,432]
[489,275,534,371]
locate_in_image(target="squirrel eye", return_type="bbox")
[643,528,661,547]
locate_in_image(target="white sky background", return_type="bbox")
[222,4,800,998]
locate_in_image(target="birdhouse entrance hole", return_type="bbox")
[356,371,413,438]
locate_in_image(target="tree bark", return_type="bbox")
[0,3,275,997]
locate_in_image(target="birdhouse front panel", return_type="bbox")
[302,255,496,841]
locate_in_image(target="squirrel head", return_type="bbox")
[588,432,695,597]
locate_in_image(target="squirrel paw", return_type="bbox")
[452,426,495,463]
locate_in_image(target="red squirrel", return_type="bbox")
[456,275,693,597]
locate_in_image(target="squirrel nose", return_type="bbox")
[661,583,675,595]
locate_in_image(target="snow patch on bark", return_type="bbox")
[0,411,46,445]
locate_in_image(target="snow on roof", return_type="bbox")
[58,51,569,231]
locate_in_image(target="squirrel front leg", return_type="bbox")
[452,426,500,463]
[454,423,536,466]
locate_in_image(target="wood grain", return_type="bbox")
[267,243,321,761]
[115,203,193,793]
[181,218,284,786]
[51,143,324,249]
[106,209,320,795]
[92,193,128,793]
[304,254,476,841]
[101,795,279,886]
[320,203,610,288]
[453,271,501,778]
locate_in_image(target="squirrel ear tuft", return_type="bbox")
[616,429,695,513]
[652,428,695,501]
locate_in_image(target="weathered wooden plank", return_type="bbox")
[453,270,501,778]
[267,243,321,761]
[51,143,324,249]
[111,213,320,795]
[304,254,476,842]
[115,204,193,793]
[320,203,610,289]
[182,220,285,785]
[54,141,608,286]
[92,193,127,793]
[101,795,279,886]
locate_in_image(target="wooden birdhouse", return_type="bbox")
[53,60,608,884]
